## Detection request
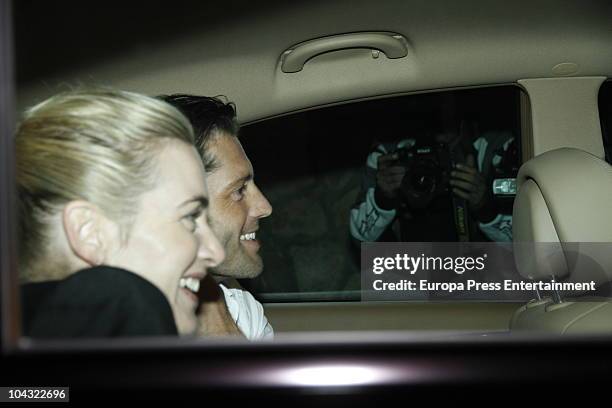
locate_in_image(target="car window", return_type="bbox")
[240,86,524,302]
[599,81,612,163]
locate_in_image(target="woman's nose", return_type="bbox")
[199,227,225,268]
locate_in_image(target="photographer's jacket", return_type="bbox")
[350,132,514,243]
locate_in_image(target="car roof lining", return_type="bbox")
[15,0,612,123]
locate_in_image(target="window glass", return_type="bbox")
[240,86,523,301]
[599,81,612,163]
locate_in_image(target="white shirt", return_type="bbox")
[219,284,274,340]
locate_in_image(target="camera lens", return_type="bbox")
[411,172,436,193]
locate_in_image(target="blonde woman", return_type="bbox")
[17,89,225,337]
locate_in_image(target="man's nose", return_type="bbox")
[250,184,272,219]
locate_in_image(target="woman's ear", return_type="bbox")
[62,201,118,266]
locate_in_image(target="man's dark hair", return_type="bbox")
[159,94,239,171]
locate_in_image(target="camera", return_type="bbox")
[395,141,455,209]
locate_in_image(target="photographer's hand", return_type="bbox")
[375,152,406,210]
[450,154,496,222]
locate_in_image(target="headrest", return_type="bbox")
[513,148,612,285]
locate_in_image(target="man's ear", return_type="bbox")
[62,200,117,266]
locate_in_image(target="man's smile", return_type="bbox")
[239,230,261,252]
[239,232,257,241]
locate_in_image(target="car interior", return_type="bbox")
[10,0,612,338]
[511,147,612,333]
[2,0,612,397]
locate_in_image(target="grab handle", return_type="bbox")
[281,32,408,73]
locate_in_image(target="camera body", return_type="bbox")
[395,141,456,209]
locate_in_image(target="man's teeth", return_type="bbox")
[240,232,256,241]
[179,277,200,293]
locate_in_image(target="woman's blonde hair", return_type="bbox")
[16,88,194,281]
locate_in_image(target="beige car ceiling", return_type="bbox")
[16,0,612,157]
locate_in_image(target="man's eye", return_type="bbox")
[232,184,247,201]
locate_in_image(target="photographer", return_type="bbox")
[350,129,515,243]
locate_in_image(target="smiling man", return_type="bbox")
[161,94,274,340]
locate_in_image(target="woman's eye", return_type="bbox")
[184,210,202,231]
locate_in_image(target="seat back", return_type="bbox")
[511,147,612,333]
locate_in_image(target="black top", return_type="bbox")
[399,195,458,242]
[21,266,178,338]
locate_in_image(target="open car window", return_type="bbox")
[240,86,523,302]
